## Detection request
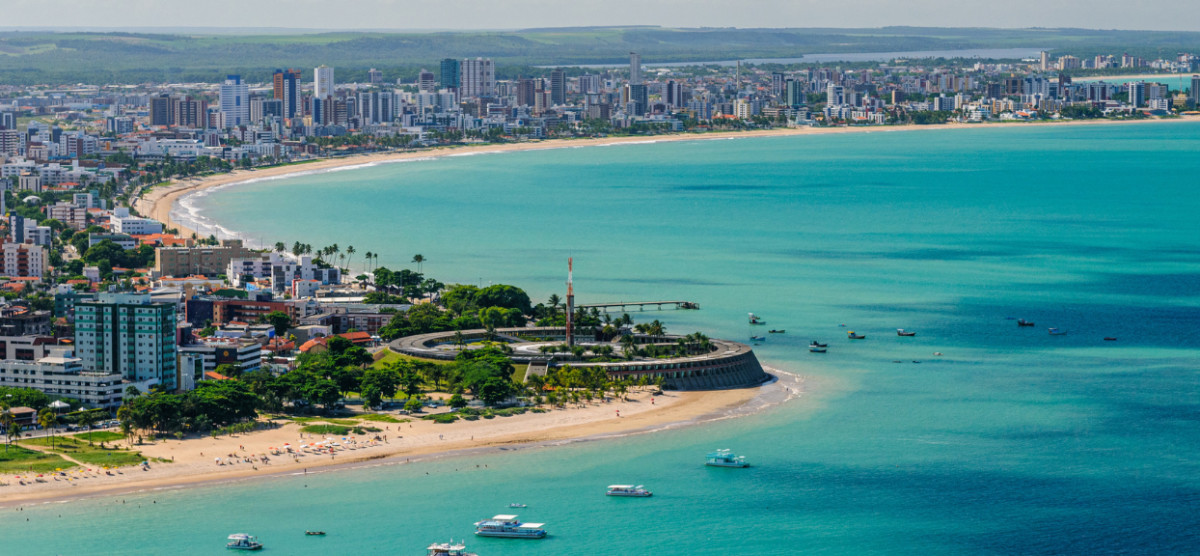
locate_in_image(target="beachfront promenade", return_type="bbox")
[390,327,771,390]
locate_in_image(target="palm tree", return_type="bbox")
[547,294,562,316]
[273,242,286,254]
[37,408,55,450]
[345,246,355,272]
[363,251,373,273]
[412,254,424,273]
[0,411,15,453]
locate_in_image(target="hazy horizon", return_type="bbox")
[3,0,1199,33]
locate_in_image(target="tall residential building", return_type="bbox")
[439,58,460,91]
[368,68,383,84]
[219,75,249,128]
[1128,81,1146,107]
[172,96,208,129]
[273,68,303,119]
[826,84,845,106]
[629,52,642,85]
[550,69,566,105]
[627,83,648,116]
[74,293,177,388]
[1040,51,1049,71]
[516,78,536,107]
[358,90,396,124]
[785,79,806,107]
[460,58,496,99]
[1,242,46,280]
[1190,75,1200,107]
[150,94,172,126]
[665,80,682,108]
[771,72,786,97]
[314,65,335,99]
[418,69,436,93]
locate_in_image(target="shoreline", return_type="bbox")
[137,116,1198,241]
[0,370,800,507]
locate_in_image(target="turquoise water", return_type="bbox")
[9,122,1200,554]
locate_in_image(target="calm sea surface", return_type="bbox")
[8,121,1200,554]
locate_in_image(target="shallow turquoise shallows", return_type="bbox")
[9,121,1200,554]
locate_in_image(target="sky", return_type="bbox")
[3,0,1199,32]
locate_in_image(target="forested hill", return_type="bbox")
[1,26,1198,85]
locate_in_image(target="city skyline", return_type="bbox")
[2,0,1200,33]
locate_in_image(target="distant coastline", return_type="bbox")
[139,115,1199,242]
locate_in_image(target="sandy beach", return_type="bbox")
[0,372,801,507]
[135,116,1197,240]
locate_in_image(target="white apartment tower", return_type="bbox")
[219,75,250,128]
[460,58,496,98]
[314,65,335,99]
[629,52,642,85]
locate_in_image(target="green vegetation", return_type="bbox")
[74,431,124,443]
[300,424,352,435]
[354,414,404,423]
[3,27,1200,85]
[20,436,146,468]
[0,446,74,474]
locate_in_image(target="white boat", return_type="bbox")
[427,540,478,556]
[226,534,263,551]
[606,484,652,497]
[748,312,765,325]
[706,449,750,468]
[508,503,526,508]
[474,514,547,539]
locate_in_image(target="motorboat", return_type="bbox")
[1017,319,1035,327]
[749,313,765,325]
[1104,337,1117,341]
[809,341,828,348]
[305,531,326,536]
[427,541,478,556]
[706,449,750,468]
[508,503,527,508]
[810,347,827,353]
[897,329,916,337]
[750,335,765,342]
[1049,328,1067,335]
[474,515,547,539]
[226,534,263,551]
[847,331,866,340]
[769,329,785,334]
[606,484,653,497]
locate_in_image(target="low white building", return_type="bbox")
[291,279,321,299]
[112,215,164,236]
[0,353,125,409]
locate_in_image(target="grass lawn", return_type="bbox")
[372,348,451,369]
[511,364,529,383]
[74,431,124,443]
[21,436,146,468]
[355,413,403,423]
[0,445,75,474]
[300,424,352,435]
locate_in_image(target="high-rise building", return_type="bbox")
[627,83,648,116]
[314,65,335,99]
[785,79,806,107]
[150,94,173,126]
[665,80,683,108]
[74,293,178,389]
[0,129,21,156]
[460,58,496,99]
[826,84,845,106]
[172,96,208,129]
[629,52,642,85]
[219,75,250,128]
[1190,75,1200,107]
[0,112,14,130]
[439,58,460,91]
[771,72,786,97]
[1040,51,1049,71]
[578,74,601,95]
[418,69,436,93]
[368,68,383,84]
[1128,81,1146,107]
[550,69,566,105]
[273,68,303,119]
[1,241,46,280]
[359,90,396,124]
[516,78,536,107]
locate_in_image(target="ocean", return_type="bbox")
[7,121,1200,554]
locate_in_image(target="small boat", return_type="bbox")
[1017,319,1035,327]
[474,515,547,539]
[305,531,326,536]
[750,335,765,342]
[1049,328,1067,336]
[810,347,827,353]
[226,534,263,551]
[749,313,765,325]
[606,484,653,497]
[769,329,785,334]
[809,341,828,348]
[707,449,750,468]
[897,329,916,337]
[508,503,527,508]
[427,541,478,556]
[1104,337,1117,341]
[847,331,866,340]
